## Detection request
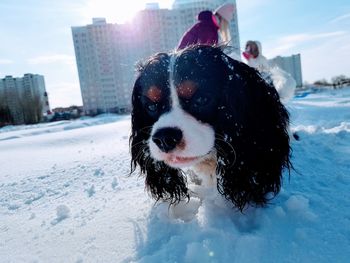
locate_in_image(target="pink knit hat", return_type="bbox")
[214,3,235,22]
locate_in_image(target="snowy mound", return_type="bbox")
[269,66,297,103]
[1,88,350,262]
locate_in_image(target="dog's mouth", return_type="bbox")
[164,155,201,167]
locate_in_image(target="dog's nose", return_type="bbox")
[152,127,183,153]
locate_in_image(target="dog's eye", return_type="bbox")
[147,103,158,112]
[194,96,209,107]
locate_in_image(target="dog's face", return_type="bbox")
[130,46,291,210]
[135,50,229,168]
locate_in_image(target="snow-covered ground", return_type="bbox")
[1,88,350,263]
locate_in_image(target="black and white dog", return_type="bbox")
[130,45,291,211]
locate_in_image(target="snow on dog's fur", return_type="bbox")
[130,45,291,211]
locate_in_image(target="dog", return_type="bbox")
[130,45,291,211]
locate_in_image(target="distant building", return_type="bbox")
[0,76,23,124]
[50,105,84,122]
[0,74,50,124]
[22,74,50,114]
[269,54,303,88]
[72,0,240,115]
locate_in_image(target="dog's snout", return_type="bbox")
[152,127,183,153]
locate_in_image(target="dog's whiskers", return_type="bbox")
[134,145,149,164]
[215,134,237,167]
[215,134,236,152]
[130,139,149,151]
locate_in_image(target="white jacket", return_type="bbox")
[246,41,270,72]
[246,41,296,103]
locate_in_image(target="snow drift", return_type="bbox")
[0,88,350,262]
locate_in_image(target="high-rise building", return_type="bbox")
[72,1,240,115]
[0,74,50,124]
[269,54,303,88]
[0,76,23,124]
[22,74,50,113]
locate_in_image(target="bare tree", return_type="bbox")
[314,79,331,86]
[331,75,347,84]
[19,94,43,124]
[331,75,349,88]
[0,95,13,126]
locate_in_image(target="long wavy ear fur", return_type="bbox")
[130,48,290,210]
[215,51,291,211]
[129,56,189,204]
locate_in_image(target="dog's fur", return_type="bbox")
[130,45,291,211]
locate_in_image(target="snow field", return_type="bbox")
[1,88,350,262]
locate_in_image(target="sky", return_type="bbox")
[0,0,349,108]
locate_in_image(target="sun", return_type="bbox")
[83,0,145,24]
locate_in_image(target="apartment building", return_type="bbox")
[269,54,303,88]
[0,74,50,124]
[72,1,240,114]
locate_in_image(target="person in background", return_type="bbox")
[243,40,270,72]
[177,3,235,50]
[243,40,297,103]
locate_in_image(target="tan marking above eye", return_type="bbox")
[177,80,197,99]
[146,86,162,102]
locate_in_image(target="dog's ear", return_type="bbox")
[215,53,291,211]
[129,58,189,204]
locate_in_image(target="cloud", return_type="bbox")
[46,82,82,108]
[0,59,14,65]
[27,54,75,66]
[279,31,346,43]
[264,31,347,57]
[300,33,350,82]
[329,13,350,24]
[265,31,350,82]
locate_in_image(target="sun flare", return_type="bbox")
[84,0,145,24]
